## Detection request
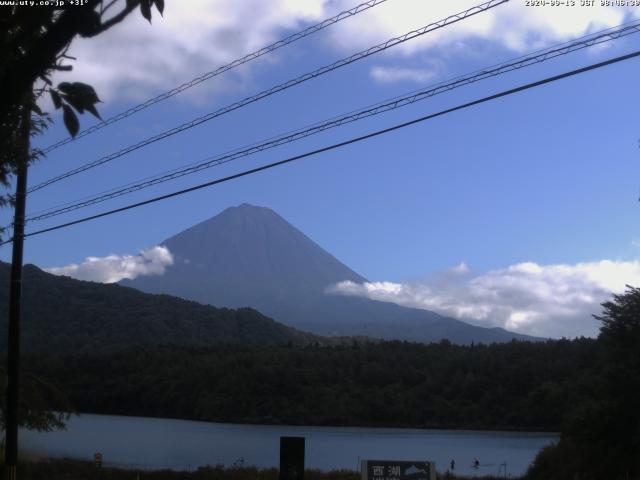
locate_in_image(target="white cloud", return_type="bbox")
[370,66,437,84]
[328,259,640,339]
[50,0,640,100]
[327,0,637,55]
[45,246,174,283]
[451,261,470,274]
[53,0,326,102]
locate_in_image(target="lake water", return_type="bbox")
[20,414,557,478]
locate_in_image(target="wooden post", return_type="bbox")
[5,102,30,480]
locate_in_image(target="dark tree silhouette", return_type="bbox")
[0,367,71,436]
[527,286,640,480]
[0,0,165,437]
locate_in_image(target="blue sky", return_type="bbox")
[2,0,640,337]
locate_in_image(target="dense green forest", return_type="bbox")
[23,338,598,431]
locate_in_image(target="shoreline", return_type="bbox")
[60,410,560,435]
[18,458,522,480]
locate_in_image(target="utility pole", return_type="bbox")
[5,102,30,480]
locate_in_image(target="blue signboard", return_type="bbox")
[361,460,436,480]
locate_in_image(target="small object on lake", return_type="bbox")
[450,459,455,470]
[473,458,480,469]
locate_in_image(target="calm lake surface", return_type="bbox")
[21,414,557,477]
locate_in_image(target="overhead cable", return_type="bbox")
[25,19,640,223]
[28,0,509,193]
[4,47,637,246]
[39,0,392,154]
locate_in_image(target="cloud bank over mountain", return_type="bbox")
[330,259,640,338]
[47,229,640,338]
[45,246,173,283]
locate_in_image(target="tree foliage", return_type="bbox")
[0,0,165,430]
[526,287,640,480]
[0,366,71,436]
[0,0,164,218]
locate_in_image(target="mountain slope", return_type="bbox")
[124,204,537,344]
[0,261,320,354]
[125,203,364,312]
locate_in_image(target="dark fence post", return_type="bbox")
[279,436,305,480]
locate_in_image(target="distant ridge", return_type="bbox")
[0,261,321,354]
[124,204,538,344]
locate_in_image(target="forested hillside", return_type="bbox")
[0,262,320,353]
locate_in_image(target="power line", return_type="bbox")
[24,19,640,223]
[39,0,391,155]
[28,0,509,194]
[4,48,638,246]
